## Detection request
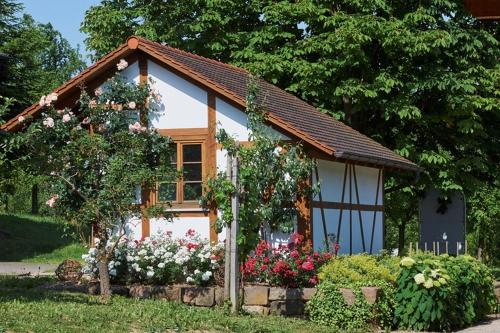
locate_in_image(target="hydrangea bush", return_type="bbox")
[242,233,331,288]
[83,229,223,286]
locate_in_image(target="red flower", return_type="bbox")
[301,261,315,271]
[255,240,270,256]
[263,256,270,264]
[309,275,318,286]
[187,242,198,250]
[291,232,304,245]
[290,250,299,259]
[295,259,303,267]
[260,265,268,272]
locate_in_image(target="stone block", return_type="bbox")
[244,286,269,305]
[300,288,316,301]
[269,300,305,316]
[361,287,380,305]
[268,288,301,301]
[242,305,270,316]
[111,285,129,296]
[340,288,356,306]
[154,286,181,302]
[214,287,225,306]
[129,285,154,299]
[182,287,215,307]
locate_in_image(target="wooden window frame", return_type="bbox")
[155,128,208,210]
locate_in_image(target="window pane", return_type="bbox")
[184,183,202,201]
[183,163,202,181]
[158,182,176,202]
[183,144,201,162]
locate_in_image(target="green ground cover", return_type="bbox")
[0,277,334,333]
[0,214,86,263]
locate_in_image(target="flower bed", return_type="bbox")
[242,233,332,288]
[82,229,224,286]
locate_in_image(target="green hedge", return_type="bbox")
[308,254,495,332]
[395,254,495,331]
[307,254,397,331]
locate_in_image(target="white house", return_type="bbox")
[2,36,420,254]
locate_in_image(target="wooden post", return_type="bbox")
[445,241,448,254]
[433,242,436,255]
[437,242,440,255]
[415,242,419,254]
[224,156,232,300]
[456,242,459,256]
[424,242,427,252]
[465,239,468,254]
[409,242,413,256]
[230,154,239,313]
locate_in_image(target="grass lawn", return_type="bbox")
[0,213,87,263]
[0,277,335,333]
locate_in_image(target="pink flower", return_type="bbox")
[186,229,196,237]
[82,117,90,125]
[56,109,64,115]
[47,92,58,102]
[165,230,173,237]
[43,117,54,128]
[128,101,136,109]
[39,95,46,107]
[301,261,315,271]
[290,250,299,259]
[94,87,103,96]
[18,116,25,123]
[62,114,71,123]
[128,122,145,133]
[46,194,59,208]
[117,59,128,70]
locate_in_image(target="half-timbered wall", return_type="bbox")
[312,160,384,254]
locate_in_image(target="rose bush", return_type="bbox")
[242,233,331,288]
[83,229,223,286]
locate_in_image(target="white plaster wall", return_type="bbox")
[124,215,142,240]
[312,159,383,254]
[149,216,211,240]
[312,208,383,254]
[121,61,140,84]
[148,60,208,129]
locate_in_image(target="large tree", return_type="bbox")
[82,0,500,258]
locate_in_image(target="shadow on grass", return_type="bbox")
[0,214,86,262]
[0,276,101,305]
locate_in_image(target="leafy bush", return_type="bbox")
[82,229,223,286]
[242,233,331,288]
[308,254,397,331]
[394,254,495,331]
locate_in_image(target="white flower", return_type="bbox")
[201,272,210,281]
[43,117,54,128]
[117,59,128,70]
[47,92,58,102]
[39,95,47,107]
[186,276,194,283]
[424,279,434,289]
[138,249,147,256]
[62,114,71,123]
[109,269,117,276]
[18,115,25,123]
[158,262,165,268]
[400,257,416,268]
[147,270,154,278]
[430,269,439,278]
[128,101,136,109]
[194,269,200,275]
[131,263,140,272]
[88,248,98,256]
[94,87,103,96]
[414,273,425,285]
[126,255,135,262]
[94,238,101,246]
[273,146,282,156]
[284,172,291,182]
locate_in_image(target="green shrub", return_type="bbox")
[394,254,495,331]
[308,254,397,330]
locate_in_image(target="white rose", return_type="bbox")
[158,262,166,268]
[414,273,425,285]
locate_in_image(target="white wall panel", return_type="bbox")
[149,216,210,240]
[124,215,142,240]
[148,60,208,129]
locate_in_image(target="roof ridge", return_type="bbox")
[137,37,249,75]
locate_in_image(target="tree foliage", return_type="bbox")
[12,66,176,298]
[201,79,316,257]
[81,0,499,259]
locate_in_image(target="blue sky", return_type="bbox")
[20,0,100,61]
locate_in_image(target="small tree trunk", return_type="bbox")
[31,184,39,215]
[98,251,111,302]
[398,221,406,256]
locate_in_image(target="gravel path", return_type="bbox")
[453,315,500,333]
[0,262,57,275]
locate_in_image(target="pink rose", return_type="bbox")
[47,92,58,102]
[18,116,25,123]
[82,117,90,125]
[62,114,71,123]
[128,122,143,133]
[128,101,136,109]
[39,95,46,107]
[186,228,196,237]
[117,59,128,70]
[46,194,59,208]
[94,87,103,96]
[43,117,54,128]
[301,261,315,271]
[290,250,299,259]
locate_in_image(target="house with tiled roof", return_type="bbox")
[2,36,419,254]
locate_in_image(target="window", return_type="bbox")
[157,141,204,206]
